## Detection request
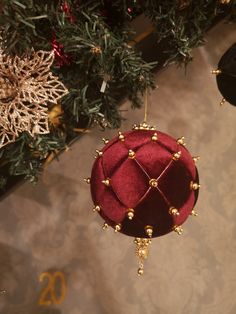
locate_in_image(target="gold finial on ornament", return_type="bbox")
[177,136,186,146]
[190,181,200,190]
[95,149,103,157]
[114,224,122,232]
[93,205,101,212]
[211,69,221,75]
[132,122,156,131]
[172,151,182,161]
[84,178,91,184]
[128,149,136,159]
[220,98,226,106]
[149,178,158,188]
[134,237,152,276]
[102,223,109,230]
[191,209,198,216]
[174,225,183,235]
[102,178,110,186]
[137,266,144,276]
[145,225,153,238]
[118,131,125,142]
[102,138,109,144]
[151,133,158,141]
[127,208,135,220]
[193,156,200,163]
[169,207,180,216]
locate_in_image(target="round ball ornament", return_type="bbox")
[86,122,200,275]
[212,43,236,106]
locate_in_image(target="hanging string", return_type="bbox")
[143,88,148,123]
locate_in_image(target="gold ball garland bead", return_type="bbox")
[128,149,135,159]
[169,207,180,216]
[127,208,135,220]
[102,138,109,144]
[172,151,182,161]
[118,131,125,142]
[149,178,158,188]
[145,225,153,238]
[211,69,221,75]
[93,205,101,212]
[114,224,122,233]
[190,181,201,191]
[84,178,91,184]
[174,225,183,235]
[151,133,158,141]
[177,136,186,146]
[102,178,110,186]
[191,209,198,217]
[102,223,109,230]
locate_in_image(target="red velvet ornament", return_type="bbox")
[90,123,200,239]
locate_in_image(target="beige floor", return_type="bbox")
[0,21,236,314]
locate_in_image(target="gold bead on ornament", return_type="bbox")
[191,209,198,216]
[102,138,109,144]
[190,181,200,190]
[118,131,125,142]
[114,224,122,233]
[149,179,158,188]
[145,225,153,238]
[102,178,110,186]
[128,149,135,159]
[93,205,101,212]
[151,133,158,141]
[127,208,135,220]
[174,225,183,235]
[220,98,226,106]
[211,69,221,75]
[172,151,182,160]
[84,178,91,184]
[169,207,180,216]
[102,223,109,230]
[177,136,186,146]
[193,156,200,163]
[137,267,144,276]
[95,149,103,157]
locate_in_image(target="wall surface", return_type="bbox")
[0,21,236,314]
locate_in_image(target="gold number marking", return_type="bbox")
[38,271,67,306]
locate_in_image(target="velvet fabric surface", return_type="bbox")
[90,129,199,238]
[216,43,236,106]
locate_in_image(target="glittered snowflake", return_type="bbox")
[0,49,68,148]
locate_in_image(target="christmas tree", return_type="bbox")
[0,0,235,194]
